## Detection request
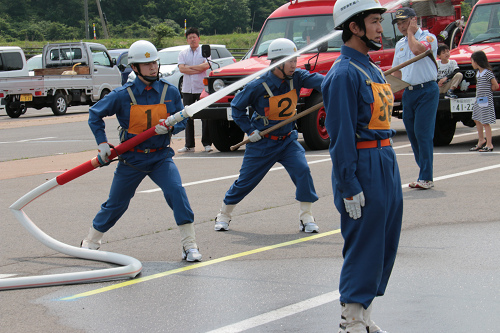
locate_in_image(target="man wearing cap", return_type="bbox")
[392,7,439,189]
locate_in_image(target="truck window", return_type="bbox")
[0,52,23,71]
[462,4,500,44]
[254,15,341,57]
[119,53,129,67]
[91,49,111,67]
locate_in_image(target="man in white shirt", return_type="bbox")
[437,44,463,99]
[177,27,213,152]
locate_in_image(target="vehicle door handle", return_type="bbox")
[94,69,98,72]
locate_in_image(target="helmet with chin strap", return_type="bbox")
[333,0,387,50]
[267,38,297,80]
[128,40,160,82]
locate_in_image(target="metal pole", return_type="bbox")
[95,0,109,39]
[84,0,89,39]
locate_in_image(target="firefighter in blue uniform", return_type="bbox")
[322,0,403,332]
[81,40,202,262]
[214,38,324,233]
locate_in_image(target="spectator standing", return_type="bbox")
[392,8,439,189]
[469,50,499,152]
[322,0,403,331]
[213,38,323,234]
[81,40,202,262]
[437,44,463,99]
[178,27,213,153]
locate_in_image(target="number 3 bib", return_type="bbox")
[126,85,170,135]
[262,81,298,121]
[350,62,393,130]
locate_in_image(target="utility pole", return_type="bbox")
[84,0,89,39]
[95,0,109,39]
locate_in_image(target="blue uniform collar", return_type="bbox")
[132,76,161,95]
[265,69,294,90]
[341,45,373,68]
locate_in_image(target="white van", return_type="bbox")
[0,46,29,110]
[0,47,29,78]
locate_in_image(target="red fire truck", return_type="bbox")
[197,0,463,151]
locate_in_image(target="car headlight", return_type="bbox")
[213,79,225,92]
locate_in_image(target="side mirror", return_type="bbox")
[112,58,117,65]
[118,64,125,72]
[202,44,211,58]
[318,41,328,53]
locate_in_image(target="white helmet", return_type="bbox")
[127,40,159,64]
[333,0,387,30]
[267,38,297,60]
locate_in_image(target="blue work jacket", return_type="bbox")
[231,69,324,137]
[322,45,396,198]
[88,78,186,151]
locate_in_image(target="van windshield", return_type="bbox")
[253,15,342,56]
[461,4,500,45]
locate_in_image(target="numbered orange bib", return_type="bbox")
[368,82,393,130]
[262,81,297,121]
[128,104,169,135]
[350,62,393,130]
[126,85,170,135]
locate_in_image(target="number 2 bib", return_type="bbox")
[126,85,170,135]
[262,81,298,121]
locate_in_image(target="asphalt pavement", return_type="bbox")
[1,107,499,332]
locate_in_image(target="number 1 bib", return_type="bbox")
[126,85,170,135]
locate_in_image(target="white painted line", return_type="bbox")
[401,163,500,188]
[0,137,56,144]
[0,274,17,279]
[206,290,340,333]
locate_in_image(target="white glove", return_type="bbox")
[248,129,262,142]
[155,119,170,135]
[97,142,111,163]
[343,191,365,220]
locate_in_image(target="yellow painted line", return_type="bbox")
[60,229,341,301]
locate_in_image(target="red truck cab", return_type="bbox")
[434,0,500,146]
[198,0,462,151]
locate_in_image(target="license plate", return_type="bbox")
[20,94,33,102]
[450,98,475,113]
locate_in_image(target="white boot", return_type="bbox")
[215,203,235,231]
[299,202,319,233]
[81,226,104,250]
[363,303,386,333]
[179,223,202,262]
[338,302,367,333]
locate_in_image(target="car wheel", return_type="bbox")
[51,92,68,116]
[208,119,245,152]
[433,114,456,146]
[5,103,23,118]
[301,93,330,150]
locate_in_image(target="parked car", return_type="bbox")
[127,45,236,92]
[108,49,131,85]
[27,54,42,76]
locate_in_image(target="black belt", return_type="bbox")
[405,81,435,91]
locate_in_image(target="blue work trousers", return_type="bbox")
[335,146,403,309]
[224,138,318,205]
[93,149,194,232]
[402,82,439,181]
